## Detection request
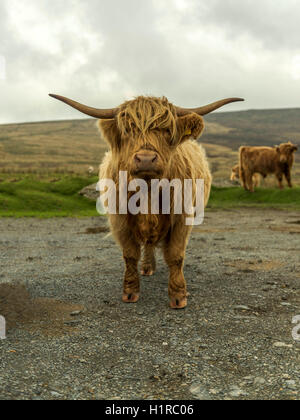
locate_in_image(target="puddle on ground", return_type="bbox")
[269,226,300,234]
[0,283,84,337]
[84,226,110,234]
[193,227,236,234]
[224,260,284,272]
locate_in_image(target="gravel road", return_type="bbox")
[0,209,299,400]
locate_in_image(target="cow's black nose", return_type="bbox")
[134,152,158,171]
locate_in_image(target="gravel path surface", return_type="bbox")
[0,210,299,400]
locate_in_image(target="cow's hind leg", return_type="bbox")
[163,224,191,309]
[141,245,156,276]
[253,173,260,188]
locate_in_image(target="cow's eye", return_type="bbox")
[162,128,172,138]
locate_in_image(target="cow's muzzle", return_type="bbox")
[132,151,162,177]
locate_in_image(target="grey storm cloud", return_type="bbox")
[199,0,300,51]
[0,0,299,124]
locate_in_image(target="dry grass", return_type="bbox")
[0,119,105,174]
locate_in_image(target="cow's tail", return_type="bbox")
[239,146,247,188]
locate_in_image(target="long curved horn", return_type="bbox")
[49,94,117,119]
[175,97,244,116]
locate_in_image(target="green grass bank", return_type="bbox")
[0,175,299,217]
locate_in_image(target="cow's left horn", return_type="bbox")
[49,94,117,119]
[175,98,244,116]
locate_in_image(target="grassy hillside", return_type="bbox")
[203,108,300,183]
[0,108,299,186]
[0,119,105,174]
[204,108,300,148]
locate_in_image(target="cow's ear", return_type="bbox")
[293,145,298,152]
[175,114,205,145]
[98,119,121,150]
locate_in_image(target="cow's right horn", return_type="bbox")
[175,97,244,116]
[49,94,117,119]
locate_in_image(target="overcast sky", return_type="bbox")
[0,0,300,124]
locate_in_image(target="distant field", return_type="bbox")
[1,108,299,186]
[0,119,105,174]
[0,176,299,217]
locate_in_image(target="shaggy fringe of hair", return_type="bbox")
[116,96,177,139]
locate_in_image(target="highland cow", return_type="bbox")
[50,93,243,308]
[239,142,298,192]
[230,164,260,187]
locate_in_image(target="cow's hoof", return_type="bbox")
[122,293,140,303]
[170,297,187,309]
[140,265,155,276]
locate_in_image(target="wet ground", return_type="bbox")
[0,209,299,400]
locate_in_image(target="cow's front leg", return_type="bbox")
[122,241,141,303]
[163,224,191,309]
[240,168,249,191]
[245,170,254,192]
[284,168,293,188]
[276,172,284,190]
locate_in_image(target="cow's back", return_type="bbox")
[240,146,278,175]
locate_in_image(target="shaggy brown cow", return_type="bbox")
[239,142,298,192]
[49,93,243,308]
[230,164,260,187]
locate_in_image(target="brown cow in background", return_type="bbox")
[50,93,243,308]
[239,142,298,192]
[230,164,260,187]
